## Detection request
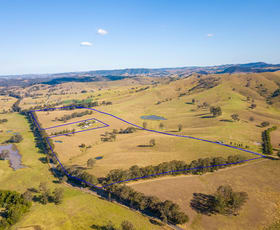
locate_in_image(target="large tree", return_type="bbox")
[213,185,248,215]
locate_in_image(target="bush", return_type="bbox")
[261,121,270,127]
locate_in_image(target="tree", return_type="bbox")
[39,182,47,193]
[143,122,147,129]
[22,190,33,202]
[192,98,195,104]
[53,188,64,205]
[261,121,270,127]
[150,139,156,147]
[104,221,116,230]
[159,122,164,129]
[250,103,257,109]
[59,175,67,183]
[0,150,9,160]
[178,124,183,132]
[40,192,48,205]
[210,106,222,117]
[121,220,135,230]
[231,114,240,121]
[87,158,96,168]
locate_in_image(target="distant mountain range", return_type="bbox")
[1,62,280,86]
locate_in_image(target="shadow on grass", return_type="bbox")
[219,119,233,122]
[91,224,107,230]
[200,115,214,119]
[190,193,217,216]
[137,144,153,147]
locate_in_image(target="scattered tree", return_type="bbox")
[87,158,96,168]
[178,124,183,132]
[210,106,222,117]
[53,188,64,205]
[159,122,164,129]
[249,116,254,122]
[261,121,270,127]
[231,114,240,122]
[150,139,156,147]
[143,122,147,129]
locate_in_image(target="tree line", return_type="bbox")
[262,126,277,155]
[102,155,247,185]
[105,184,189,225]
[56,110,93,122]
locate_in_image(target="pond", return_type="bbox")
[140,115,167,120]
[95,156,103,160]
[54,140,63,143]
[0,144,25,170]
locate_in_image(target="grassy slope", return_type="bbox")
[0,113,162,230]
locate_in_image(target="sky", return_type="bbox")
[0,0,280,75]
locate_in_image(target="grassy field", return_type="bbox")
[0,113,164,230]
[130,159,280,230]
[30,72,280,177]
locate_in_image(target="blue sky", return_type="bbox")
[0,0,280,75]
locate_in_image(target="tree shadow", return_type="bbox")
[200,115,214,119]
[219,119,233,122]
[190,193,217,216]
[39,157,47,164]
[137,144,153,147]
[91,224,108,230]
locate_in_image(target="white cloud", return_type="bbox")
[80,41,92,46]
[206,33,214,37]
[97,28,108,35]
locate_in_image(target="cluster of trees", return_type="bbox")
[98,220,136,230]
[115,127,137,134]
[0,150,9,160]
[0,118,8,124]
[0,190,32,229]
[210,106,222,117]
[262,126,277,155]
[102,155,246,185]
[191,185,248,216]
[74,100,112,108]
[101,131,117,142]
[56,110,93,122]
[272,88,280,97]
[25,183,64,205]
[5,134,23,143]
[105,185,188,225]
[213,185,248,215]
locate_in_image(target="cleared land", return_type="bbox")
[32,72,280,178]
[130,159,280,230]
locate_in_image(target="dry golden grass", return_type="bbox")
[130,159,280,230]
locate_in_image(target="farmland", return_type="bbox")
[0,113,164,230]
